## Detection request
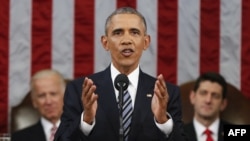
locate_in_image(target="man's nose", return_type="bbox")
[45,95,53,104]
[205,94,213,102]
[121,32,132,44]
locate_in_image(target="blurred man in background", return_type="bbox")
[184,72,229,141]
[11,69,66,141]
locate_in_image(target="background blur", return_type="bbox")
[1,0,250,133]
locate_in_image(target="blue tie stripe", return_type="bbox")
[122,90,132,141]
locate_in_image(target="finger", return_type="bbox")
[82,78,95,102]
[155,80,167,99]
[155,76,166,98]
[157,74,167,92]
[154,82,162,99]
[88,93,98,105]
[82,77,88,96]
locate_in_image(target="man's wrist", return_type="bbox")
[155,115,168,124]
[83,114,94,125]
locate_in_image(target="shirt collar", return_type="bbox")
[41,117,60,135]
[110,63,139,89]
[193,118,219,136]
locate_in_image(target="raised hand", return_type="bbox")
[151,74,169,123]
[81,77,98,124]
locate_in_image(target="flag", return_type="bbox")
[1,0,250,133]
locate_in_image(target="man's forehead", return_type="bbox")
[111,14,142,23]
[109,14,145,30]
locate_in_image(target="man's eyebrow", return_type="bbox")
[130,28,141,32]
[112,28,123,33]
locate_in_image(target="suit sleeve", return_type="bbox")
[165,83,189,141]
[54,79,88,141]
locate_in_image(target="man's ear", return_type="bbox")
[32,100,37,109]
[220,99,228,111]
[101,35,109,51]
[143,35,151,50]
[31,95,38,109]
[190,90,196,105]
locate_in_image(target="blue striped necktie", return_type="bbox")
[122,90,133,141]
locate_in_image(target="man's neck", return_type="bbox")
[194,115,218,127]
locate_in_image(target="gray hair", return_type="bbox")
[104,7,147,35]
[30,69,66,96]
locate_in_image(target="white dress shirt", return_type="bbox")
[41,117,60,141]
[193,118,219,141]
[80,63,173,136]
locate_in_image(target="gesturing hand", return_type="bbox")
[151,74,169,124]
[81,77,98,124]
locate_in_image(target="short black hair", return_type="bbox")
[104,7,147,35]
[193,72,227,99]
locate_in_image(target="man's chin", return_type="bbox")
[202,114,215,120]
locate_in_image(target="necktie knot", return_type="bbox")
[51,125,57,131]
[204,128,213,141]
[204,128,212,135]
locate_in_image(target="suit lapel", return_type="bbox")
[190,122,198,141]
[91,68,158,138]
[218,120,225,141]
[91,67,120,136]
[129,70,155,137]
[34,121,47,141]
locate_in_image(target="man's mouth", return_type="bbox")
[122,49,133,56]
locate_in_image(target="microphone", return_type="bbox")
[114,74,129,141]
[114,74,129,108]
[114,74,129,92]
[114,73,129,110]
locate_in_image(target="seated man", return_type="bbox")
[11,69,66,141]
[183,72,230,141]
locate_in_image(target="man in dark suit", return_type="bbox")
[183,72,229,141]
[54,7,188,141]
[11,69,66,141]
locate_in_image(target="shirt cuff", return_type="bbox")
[154,112,174,136]
[79,112,95,136]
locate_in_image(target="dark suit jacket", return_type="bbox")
[11,120,46,141]
[183,119,229,141]
[54,66,188,141]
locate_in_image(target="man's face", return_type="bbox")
[32,75,64,123]
[190,81,227,120]
[101,14,150,73]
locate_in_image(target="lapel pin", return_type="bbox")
[147,94,152,97]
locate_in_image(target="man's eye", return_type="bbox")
[37,94,45,98]
[199,90,207,95]
[212,93,222,99]
[132,31,139,35]
[51,92,57,96]
[113,31,121,35]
